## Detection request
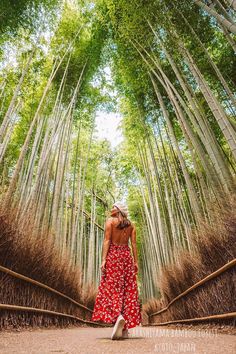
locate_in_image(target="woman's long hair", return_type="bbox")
[116,210,131,229]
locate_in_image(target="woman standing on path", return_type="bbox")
[91,201,142,340]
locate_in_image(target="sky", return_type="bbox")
[92,63,127,203]
[93,65,124,149]
[93,110,128,205]
[94,110,124,149]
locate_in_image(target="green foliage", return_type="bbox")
[0,0,61,37]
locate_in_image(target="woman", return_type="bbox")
[91,201,142,340]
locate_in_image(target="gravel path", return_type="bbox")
[1,325,235,354]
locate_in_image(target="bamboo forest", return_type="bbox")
[0,0,236,351]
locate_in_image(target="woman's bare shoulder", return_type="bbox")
[106,217,115,224]
[130,221,136,229]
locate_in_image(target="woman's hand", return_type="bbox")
[101,259,106,273]
[134,262,138,275]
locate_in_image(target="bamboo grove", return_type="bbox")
[0,0,236,304]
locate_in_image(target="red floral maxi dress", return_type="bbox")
[91,241,142,330]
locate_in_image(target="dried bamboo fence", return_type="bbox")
[0,264,111,328]
[1,260,235,328]
[146,259,236,326]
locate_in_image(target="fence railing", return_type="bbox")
[1,259,235,327]
[0,265,92,312]
[149,258,236,317]
[148,258,236,325]
[146,312,236,326]
[0,264,110,326]
[0,303,111,326]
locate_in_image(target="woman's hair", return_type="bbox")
[115,208,131,229]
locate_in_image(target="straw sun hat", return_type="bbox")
[113,201,129,217]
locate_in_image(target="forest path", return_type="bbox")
[1,325,235,354]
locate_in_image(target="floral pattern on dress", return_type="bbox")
[91,242,142,330]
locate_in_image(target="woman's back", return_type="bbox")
[110,217,133,245]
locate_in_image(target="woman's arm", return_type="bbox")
[131,225,138,270]
[101,218,112,263]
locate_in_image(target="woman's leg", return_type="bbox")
[122,252,142,330]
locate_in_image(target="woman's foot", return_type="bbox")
[122,329,129,339]
[111,314,126,340]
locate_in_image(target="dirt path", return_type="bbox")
[1,325,235,354]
